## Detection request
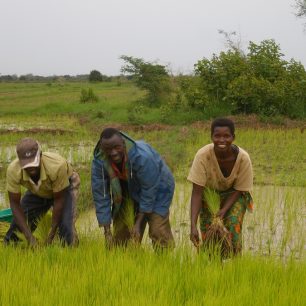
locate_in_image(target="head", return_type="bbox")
[16,138,41,177]
[210,118,235,152]
[99,128,125,164]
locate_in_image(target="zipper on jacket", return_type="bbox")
[101,164,106,197]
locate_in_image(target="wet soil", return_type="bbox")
[79,114,306,133]
[0,128,74,135]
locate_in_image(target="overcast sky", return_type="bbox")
[0,0,305,76]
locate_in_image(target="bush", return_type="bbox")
[79,88,99,103]
[192,39,306,118]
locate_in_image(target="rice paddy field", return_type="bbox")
[0,82,305,305]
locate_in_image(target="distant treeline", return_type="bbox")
[0,72,128,83]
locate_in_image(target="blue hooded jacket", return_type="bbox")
[91,132,175,226]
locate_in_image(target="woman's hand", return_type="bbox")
[190,224,200,247]
[217,208,227,220]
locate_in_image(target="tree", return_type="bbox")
[89,70,103,82]
[192,39,306,118]
[247,39,286,83]
[194,49,248,99]
[218,29,244,55]
[120,55,171,106]
[295,0,306,17]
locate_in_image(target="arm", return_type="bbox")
[130,153,160,241]
[91,158,112,226]
[8,192,37,246]
[190,183,204,247]
[91,158,113,245]
[217,190,241,219]
[46,189,66,244]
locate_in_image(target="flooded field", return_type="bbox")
[0,119,305,259]
[7,183,299,259]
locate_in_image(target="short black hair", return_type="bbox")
[100,127,121,140]
[211,118,235,136]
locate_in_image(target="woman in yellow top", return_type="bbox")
[188,118,253,255]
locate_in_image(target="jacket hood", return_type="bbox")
[93,131,136,159]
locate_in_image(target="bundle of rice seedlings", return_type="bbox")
[121,197,135,232]
[202,188,233,258]
[13,213,53,246]
[33,212,53,242]
[113,197,135,242]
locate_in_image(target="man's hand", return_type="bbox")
[45,230,56,246]
[28,235,38,248]
[131,213,145,244]
[131,223,142,243]
[190,224,200,248]
[103,225,113,249]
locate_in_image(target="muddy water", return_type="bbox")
[1,181,305,258]
[75,184,306,258]
[170,184,306,258]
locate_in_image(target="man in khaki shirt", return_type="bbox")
[5,138,80,246]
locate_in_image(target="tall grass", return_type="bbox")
[0,240,305,306]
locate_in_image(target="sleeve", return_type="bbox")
[187,151,207,187]
[6,164,21,194]
[91,158,112,226]
[233,153,253,191]
[133,154,160,214]
[52,162,71,193]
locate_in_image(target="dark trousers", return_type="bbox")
[4,187,78,246]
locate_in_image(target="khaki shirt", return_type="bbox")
[6,152,73,198]
[187,144,253,192]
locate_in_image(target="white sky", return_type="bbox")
[0,0,305,76]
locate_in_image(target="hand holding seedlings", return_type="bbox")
[190,224,200,248]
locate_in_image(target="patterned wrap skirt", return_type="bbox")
[200,189,253,253]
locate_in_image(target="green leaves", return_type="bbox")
[120,55,171,106]
[193,39,306,118]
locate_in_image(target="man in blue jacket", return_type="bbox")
[91,127,175,249]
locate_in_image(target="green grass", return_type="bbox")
[0,240,305,306]
[0,82,143,122]
[0,81,305,305]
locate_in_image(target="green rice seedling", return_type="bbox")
[120,197,135,232]
[33,212,53,242]
[202,188,233,258]
[113,197,136,245]
[13,213,54,247]
[204,188,220,216]
[0,240,305,306]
